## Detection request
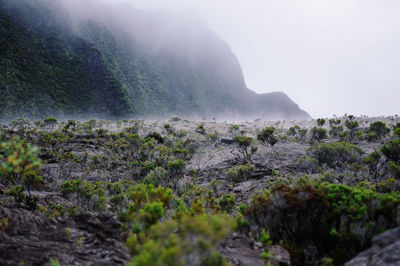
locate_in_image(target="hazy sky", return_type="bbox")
[104,0,400,118]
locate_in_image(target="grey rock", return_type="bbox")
[345,227,400,266]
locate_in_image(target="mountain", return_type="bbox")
[0,0,310,120]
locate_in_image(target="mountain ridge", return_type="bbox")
[0,0,310,120]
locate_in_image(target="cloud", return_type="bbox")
[102,0,400,117]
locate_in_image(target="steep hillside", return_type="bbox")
[0,0,310,120]
[0,0,131,119]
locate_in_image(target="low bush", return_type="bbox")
[225,163,254,183]
[307,142,364,169]
[245,177,400,265]
[126,214,235,266]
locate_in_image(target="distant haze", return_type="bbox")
[103,0,400,118]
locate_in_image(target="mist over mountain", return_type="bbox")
[0,0,310,120]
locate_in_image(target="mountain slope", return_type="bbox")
[0,0,310,120]
[0,0,131,119]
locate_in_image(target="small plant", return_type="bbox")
[363,150,381,177]
[367,121,390,141]
[140,201,165,228]
[311,127,327,142]
[344,115,359,142]
[195,123,206,134]
[257,127,278,147]
[381,138,400,177]
[163,123,174,134]
[317,118,326,127]
[49,258,60,266]
[233,135,257,162]
[43,117,57,130]
[228,124,240,136]
[226,163,254,183]
[218,193,236,213]
[166,159,186,191]
[298,128,308,141]
[307,142,364,169]
[329,119,343,137]
[288,125,300,137]
[0,138,42,209]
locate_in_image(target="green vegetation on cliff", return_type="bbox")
[0,0,310,120]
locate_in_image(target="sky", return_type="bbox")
[104,0,400,118]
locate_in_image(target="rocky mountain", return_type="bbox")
[0,0,310,120]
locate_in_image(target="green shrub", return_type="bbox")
[195,124,206,134]
[298,128,308,141]
[394,128,400,138]
[311,127,327,142]
[140,201,165,228]
[143,167,168,187]
[0,137,42,208]
[164,123,174,134]
[317,118,326,127]
[228,125,240,136]
[288,125,300,137]
[307,142,364,169]
[43,117,57,130]
[344,116,359,142]
[363,151,381,177]
[381,138,400,177]
[61,179,106,211]
[245,178,400,265]
[218,193,236,213]
[226,163,254,183]
[367,121,390,141]
[167,159,186,191]
[257,127,278,147]
[233,136,257,162]
[127,214,235,266]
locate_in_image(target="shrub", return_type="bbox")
[44,117,57,130]
[367,121,390,141]
[167,159,186,191]
[381,138,400,177]
[363,151,381,177]
[298,128,308,141]
[317,118,326,127]
[344,115,359,142]
[288,125,300,137]
[127,214,235,266]
[128,184,173,211]
[0,138,42,208]
[195,124,206,134]
[394,127,400,138]
[140,201,165,228]
[329,125,344,137]
[226,163,254,183]
[311,127,327,142]
[257,127,278,147]
[218,193,236,213]
[307,142,364,169]
[228,125,240,136]
[245,178,400,265]
[61,179,106,211]
[143,167,168,187]
[163,124,174,134]
[233,136,257,162]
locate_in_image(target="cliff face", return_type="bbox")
[0,0,310,120]
[0,0,130,119]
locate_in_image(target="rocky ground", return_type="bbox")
[0,115,399,265]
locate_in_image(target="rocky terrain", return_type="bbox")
[0,115,399,265]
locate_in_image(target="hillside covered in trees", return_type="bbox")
[0,0,309,121]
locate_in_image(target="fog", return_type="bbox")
[100,0,400,118]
